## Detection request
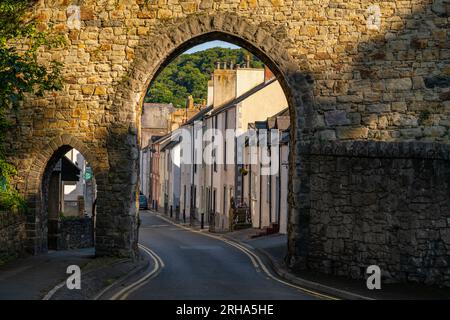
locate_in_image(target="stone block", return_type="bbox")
[336,127,369,139]
[386,78,413,91]
[324,110,351,126]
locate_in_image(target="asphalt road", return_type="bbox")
[126,211,319,300]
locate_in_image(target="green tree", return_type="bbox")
[0,0,64,211]
[145,47,264,107]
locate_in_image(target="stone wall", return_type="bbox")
[0,211,26,265]
[288,141,450,287]
[58,218,94,250]
[2,1,448,262]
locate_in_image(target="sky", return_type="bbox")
[184,40,240,54]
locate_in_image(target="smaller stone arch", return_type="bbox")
[23,134,105,254]
[25,134,102,195]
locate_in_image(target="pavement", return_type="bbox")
[0,248,95,300]
[52,255,148,300]
[0,247,148,300]
[161,213,450,300]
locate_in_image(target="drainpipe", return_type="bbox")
[259,162,262,229]
[190,125,195,224]
[269,145,272,224]
[277,141,282,226]
[248,162,251,222]
[210,120,214,229]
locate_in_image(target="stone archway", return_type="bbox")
[24,134,105,254]
[105,13,315,260]
[2,1,447,286]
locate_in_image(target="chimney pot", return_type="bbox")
[186,95,194,109]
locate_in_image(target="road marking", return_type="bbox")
[140,224,170,228]
[153,213,339,300]
[110,244,164,300]
[179,245,224,250]
[42,281,67,300]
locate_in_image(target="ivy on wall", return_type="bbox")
[0,0,63,211]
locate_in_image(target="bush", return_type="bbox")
[0,0,64,213]
[0,159,25,212]
[0,188,26,212]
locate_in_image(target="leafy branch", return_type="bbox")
[0,0,64,211]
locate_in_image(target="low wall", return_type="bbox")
[0,211,26,264]
[58,217,93,250]
[289,141,450,287]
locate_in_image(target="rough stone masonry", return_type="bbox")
[3,1,449,286]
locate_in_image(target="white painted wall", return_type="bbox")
[238,80,287,130]
[236,68,264,97]
[207,80,214,106]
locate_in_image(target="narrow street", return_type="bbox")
[124,211,321,300]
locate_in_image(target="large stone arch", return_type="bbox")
[4,1,447,286]
[105,12,315,260]
[24,134,106,254]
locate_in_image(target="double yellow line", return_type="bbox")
[110,244,164,300]
[155,213,338,300]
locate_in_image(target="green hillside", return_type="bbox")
[145,47,264,107]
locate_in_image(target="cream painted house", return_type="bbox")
[243,109,290,234]
[201,64,287,232]
[149,63,289,235]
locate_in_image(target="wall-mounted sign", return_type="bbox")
[84,167,93,181]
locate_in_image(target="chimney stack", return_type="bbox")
[245,54,251,68]
[186,95,194,109]
[215,61,220,69]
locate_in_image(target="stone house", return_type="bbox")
[140,103,175,200]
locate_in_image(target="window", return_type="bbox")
[206,188,210,213]
[223,186,227,215]
[213,189,217,213]
[167,151,170,172]
[183,185,187,210]
[193,186,197,209]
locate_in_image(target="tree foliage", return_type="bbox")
[0,0,63,211]
[146,47,264,107]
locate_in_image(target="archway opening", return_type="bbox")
[139,36,294,243]
[42,146,97,251]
